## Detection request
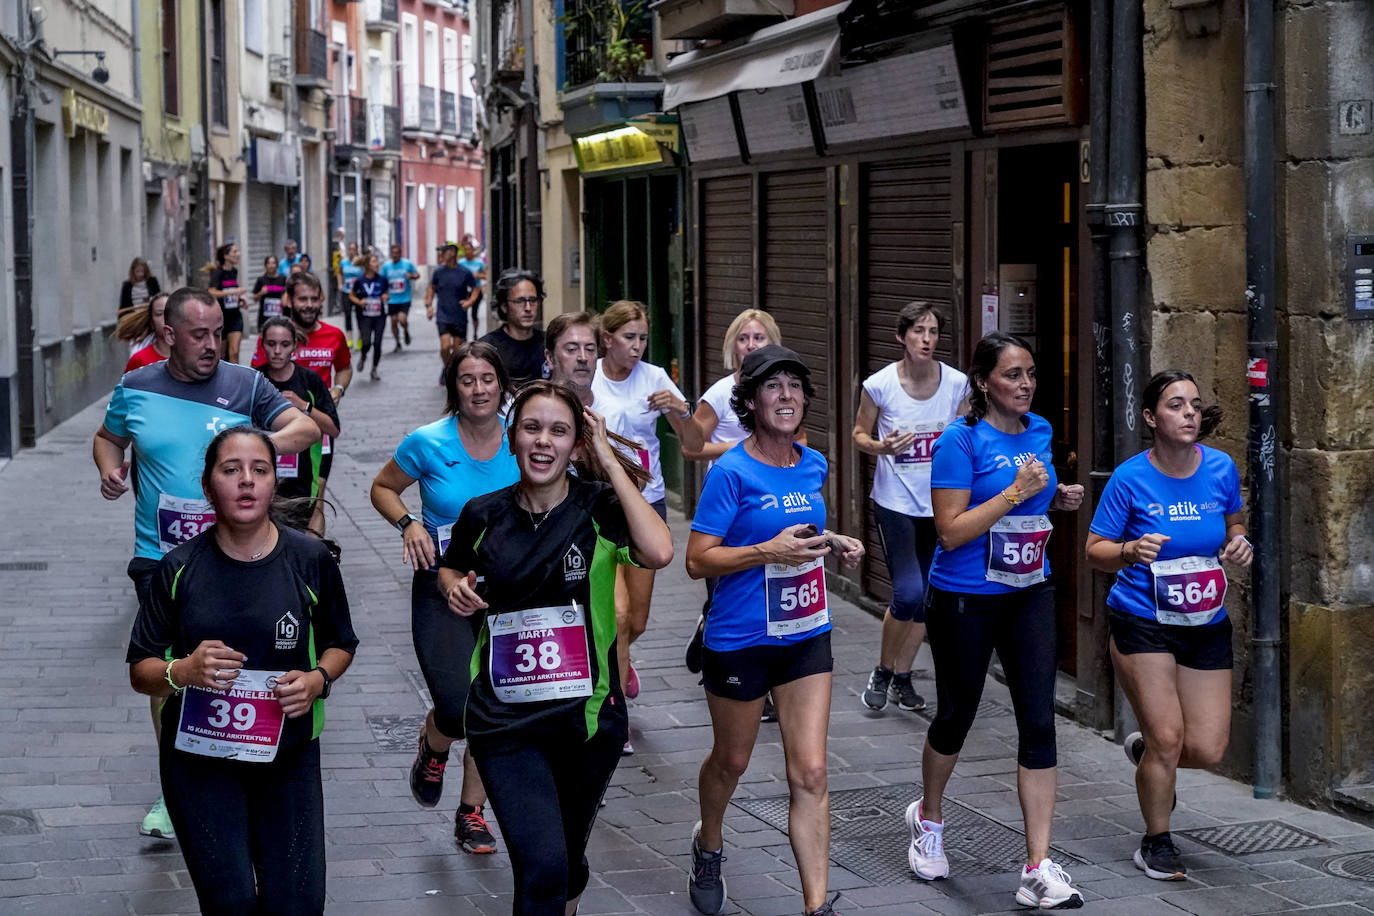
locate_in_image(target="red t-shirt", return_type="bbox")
[251,321,350,388]
[124,344,167,374]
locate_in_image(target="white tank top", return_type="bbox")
[864,361,969,517]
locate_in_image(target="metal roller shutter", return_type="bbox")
[699,176,755,384]
[246,181,286,276]
[858,153,955,602]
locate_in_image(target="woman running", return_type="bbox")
[252,256,287,330]
[350,253,389,381]
[118,257,162,315]
[853,302,969,714]
[1085,369,1251,881]
[208,243,247,364]
[685,345,864,916]
[369,341,519,856]
[904,331,1084,909]
[122,293,171,372]
[257,318,340,504]
[439,381,674,915]
[591,300,703,753]
[127,426,357,916]
[339,244,364,351]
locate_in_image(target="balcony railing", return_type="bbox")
[418,85,438,132]
[459,95,475,136]
[561,0,653,89]
[369,104,401,153]
[403,84,420,128]
[441,89,458,133]
[296,28,329,84]
[341,96,368,147]
[365,0,399,29]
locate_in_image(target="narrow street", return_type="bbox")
[2,330,1373,916]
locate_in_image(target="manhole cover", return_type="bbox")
[0,810,38,836]
[0,562,47,572]
[1324,853,1374,882]
[1179,820,1324,856]
[914,698,1012,722]
[734,783,1082,885]
[366,714,428,752]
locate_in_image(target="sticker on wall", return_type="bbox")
[417,185,427,210]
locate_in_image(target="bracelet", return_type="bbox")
[1120,541,1129,564]
[678,406,693,420]
[164,658,185,692]
[1001,489,1019,506]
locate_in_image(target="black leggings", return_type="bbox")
[473,729,623,915]
[925,583,1059,770]
[412,569,479,739]
[160,740,325,916]
[358,312,385,365]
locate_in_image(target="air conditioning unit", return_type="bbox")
[268,54,292,85]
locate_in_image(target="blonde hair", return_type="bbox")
[600,300,648,336]
[721,309,782,370]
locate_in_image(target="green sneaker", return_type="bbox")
[139,795,175,839]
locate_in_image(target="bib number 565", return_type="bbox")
[778,580,822,613]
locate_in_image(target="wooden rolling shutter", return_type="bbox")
[699,176,755,384]
[983,4,1084,131]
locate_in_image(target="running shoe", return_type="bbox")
[370,366,380,381]
[1134,831,1186,881]
[888,673,927,712]
[139,795,175,839]
[622,727,634,756]
[1124,730,1145,766]
[807,894,840,916]
[862,665,894,711]
[404,325,412,345]
[409,733,448,808]
[688,820,727,915]
[393,343,403,354]
[905,798,949,880]
[760,693,778,723]
[625,663,641,699]
[1014,858,1084,909]
[455,805,497,854]
[685,614,705,674]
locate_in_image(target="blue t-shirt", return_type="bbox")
[381,258,418,304]
[340,260,363,288]
[459,256,485,291]
[351,275,386,315]
[1089,445,1243,621]
[392,416,520,565]
[103,362,292,559]
[430,264,478,325]
[691,442,830,652]
[928,413,1058,595]
[278,253,302,276]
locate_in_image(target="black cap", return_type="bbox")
[738,344,809,385]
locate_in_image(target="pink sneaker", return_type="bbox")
[625,663,641,699]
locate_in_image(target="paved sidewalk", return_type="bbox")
[3,329,1374,915]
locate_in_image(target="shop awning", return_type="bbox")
[662,2,850,110]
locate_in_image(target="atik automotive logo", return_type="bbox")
[563,544,586,583]
[1161,500,1203,522]
[993,450,1044,470]
[761,491,816,514]
[275,611,299,650]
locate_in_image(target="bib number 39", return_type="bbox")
[764,557,829,637]
[174,669,287,763]
[1151,556,1227,626]
[985,515,1052,587]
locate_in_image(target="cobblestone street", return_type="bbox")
[3,330,1374,915]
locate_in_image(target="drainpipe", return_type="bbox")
[10,11,37,450]
[519,0,540,274]
[1243,0,1281,801]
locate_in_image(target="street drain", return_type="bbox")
[0,810,38,836]
[1324,853,1374,883]
[0,562,47,571]
[734,783,1083,885]
[366,713,428,752]
[1178,820,1324,856]
[914,698,1012,722]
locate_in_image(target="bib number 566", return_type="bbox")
[778,580,822,612]
[1002,539,1045,568]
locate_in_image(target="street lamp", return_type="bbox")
[52,48,109,83]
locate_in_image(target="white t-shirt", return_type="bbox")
[591,358,685,505]
[700,373,747,445]
[864,361,969,517]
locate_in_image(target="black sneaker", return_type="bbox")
[455,805,497,854]
[409,733,448,808]
[404,325,412,345]
[862,666,894,711]
[807,893,841,916]
[888,673,927,712]
[760,694,778,723]
[1134,831,1186,880]
[688,820,727,915]
[685,614,705,674]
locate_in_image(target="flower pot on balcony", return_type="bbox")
[560,81,663,137]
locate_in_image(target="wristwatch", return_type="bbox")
[396,513,419,533]
[312,666,333,699]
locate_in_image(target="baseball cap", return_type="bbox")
[738,344,809,386]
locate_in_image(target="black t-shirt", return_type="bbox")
[480,327,547,386]
[254,275,287,323]
[261,365,339,500]
[441,477,633,750]
[209,268,241,311]
[127,525,358,757]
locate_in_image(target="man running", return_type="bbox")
[279,239,303,275]
[425,243,479,371]
[92,287,320,840]
[458,241,488,338]
[481,268,547,386]
[382,243,421,352]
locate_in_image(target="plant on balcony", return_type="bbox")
[560,0,650,85]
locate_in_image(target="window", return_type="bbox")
[460,34,475,99]
[210,0,227,127]
[443,29,458,94]
[244,0,264,56]
[401,15,419,126]
[423,23,440,88]
[160,0,179,117]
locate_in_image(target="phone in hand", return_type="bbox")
[796,524,819,539]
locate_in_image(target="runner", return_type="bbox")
[543,311,598,406]
[591,300,703,754]
[684,345,864,916]
[459,240,488,338]
[252,256,287,331]
[118,256,162,314]
[369,341,518,855]
[279,238,303,275]
[207,243,247,363]
[350,253,389,381]
[481,268,548,385]
[127,426,357,915]
[1085,369,1251,881]
[853,302,969,714]
[439,381,674,915]
[425,243,479,369]
[381,243,420,352]
[338,243,363,351]
[903,330,1085,909]
[257,317,340,503]
[123,293,171,372]
[94,287,320,840]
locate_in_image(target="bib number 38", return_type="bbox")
[487,604,594,703]
[764,557,829,637]
[1151,556,1227,626]
[985,515,1052,587]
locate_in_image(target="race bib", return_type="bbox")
[276,452,299,479]
[157,493,215,554]
[488,604,594,703]
[894,421,945,473]
[174,669,287,763]
[436,522,453,558]
[262,297,282,318]
[389,277,407,295]
[764,557,829,637]
[320,434,332,455]
[1151,556,1227,626]
[223,292,240,310]
[986,515,1052,587]
[363,296,383,317]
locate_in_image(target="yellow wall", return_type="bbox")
[140,0,200,166]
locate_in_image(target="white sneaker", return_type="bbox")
[905,798,949,879]
[1014,857,1083,909]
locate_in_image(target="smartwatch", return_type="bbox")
[396,513,419,533]
[312,666,333,699]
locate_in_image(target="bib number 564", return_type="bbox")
[1165,579,1218,607]
[1002,539,1045,568]
[778,580,822,613]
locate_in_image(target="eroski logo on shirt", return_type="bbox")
[275,612,299,649]
[297,347,333,360]
[563,544,586,582]
[761,492,816,514]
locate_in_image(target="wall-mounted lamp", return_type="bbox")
[52,48,109,83]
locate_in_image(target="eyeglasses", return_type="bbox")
[508,296,542,306]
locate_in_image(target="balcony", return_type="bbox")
[365,0,399,31]
[419,85,438,132]
[368,104,402,155]
[441,89,458,134]
[460,95,475,137]
[295,28,330,88]
[651,0,792,41]
[338,96,368,148]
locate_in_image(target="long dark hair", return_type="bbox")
[215,243,235,268]
[201,426,332,539]
[964,330,1034,425]
[443,340,512,416]
[1142,369,1223,440]
[508,381,651,487]
[260,316,304,347]
[493,268,545,321]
